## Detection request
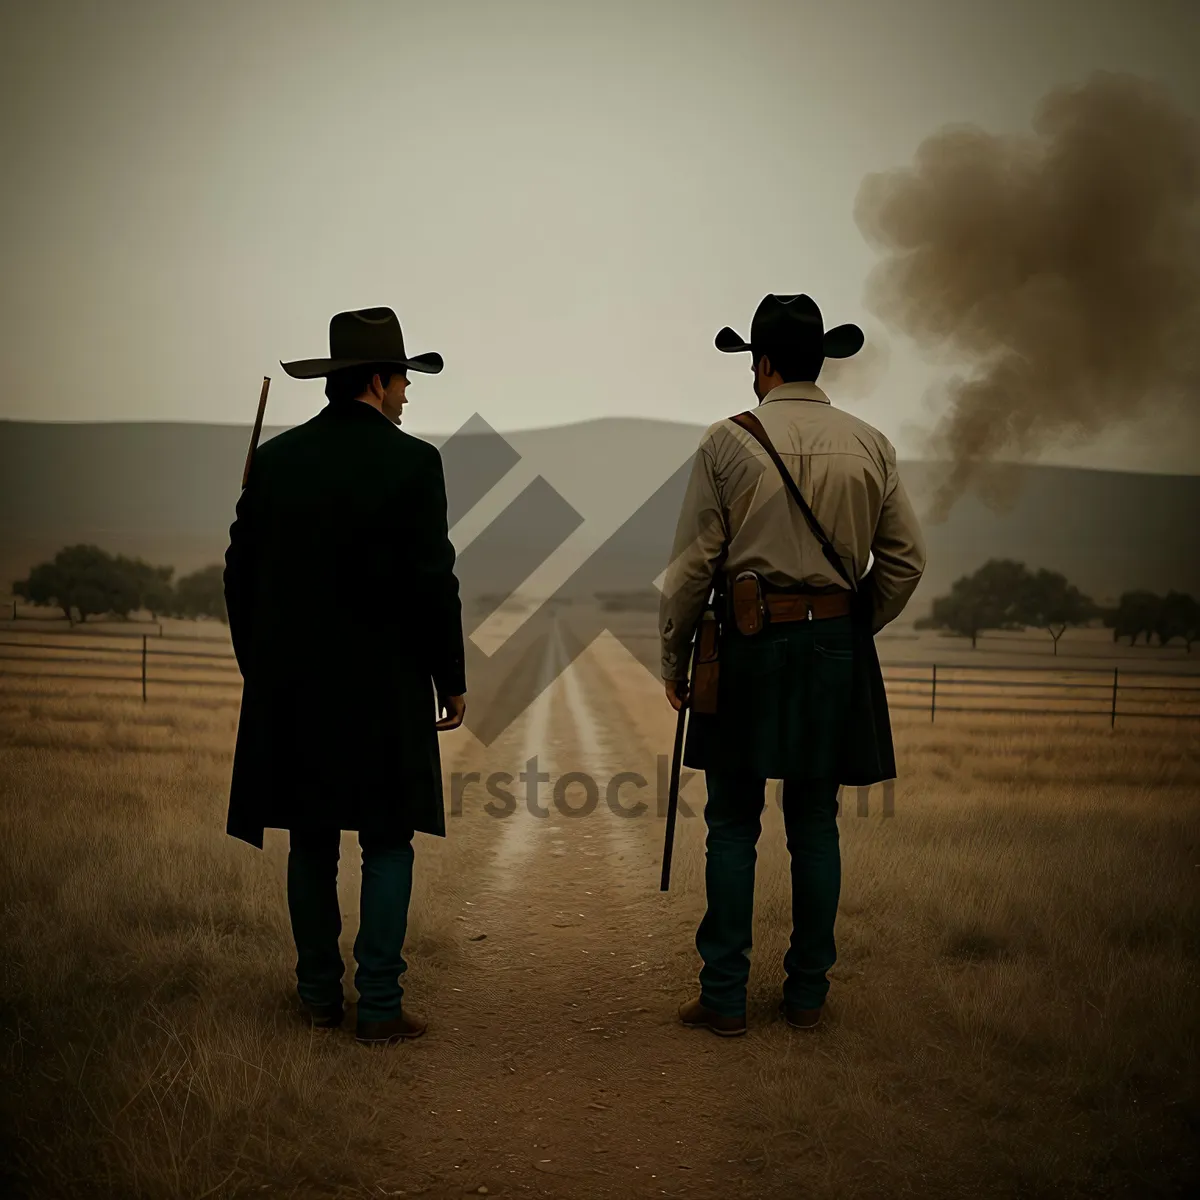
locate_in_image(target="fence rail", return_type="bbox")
[881,660,1199,725]
[1,636,1198,724]
[0,634,241,703]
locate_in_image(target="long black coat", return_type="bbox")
[223,399,466,848]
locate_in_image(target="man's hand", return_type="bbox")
[664,678,690,712]
[435,693,467,730]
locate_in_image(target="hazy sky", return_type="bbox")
[2,0,1197,470]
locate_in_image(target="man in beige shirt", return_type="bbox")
[662,293,926,1037]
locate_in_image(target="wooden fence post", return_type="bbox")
[1110,666,1118,729]
[141,635,148,703]
[931,664,937,722]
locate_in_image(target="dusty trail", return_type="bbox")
[363,618,796,1199]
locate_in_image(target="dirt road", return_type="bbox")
[343,617,805,1199]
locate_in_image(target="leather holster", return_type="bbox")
[731,570,766,636]
[690,610,721,714]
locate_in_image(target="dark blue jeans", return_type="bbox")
[696,773,841,1016]
[286,826,415,1022]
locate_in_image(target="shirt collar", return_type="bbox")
[319,398,394,424]
[759,381,830,406]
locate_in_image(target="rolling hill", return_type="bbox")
[2,416,1197,620]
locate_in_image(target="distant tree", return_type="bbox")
[1017,568,1095,656]
[14,561,72,621]
[1153,592,1200,652]
[921,558,1032,649]
[12,544,139,623]
[173,565,228,623]
[115,555,176,619]
[1106,591,1162,646]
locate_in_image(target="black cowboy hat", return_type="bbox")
[280,306,444,378]
[715,293,864,362]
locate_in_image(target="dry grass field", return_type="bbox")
[1,628,1198,1199]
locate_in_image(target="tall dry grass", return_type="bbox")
[730,715,1200,1196]
[0,685,471,1198]
[1,675,1198,1198]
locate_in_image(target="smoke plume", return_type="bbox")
[854,71,1200,518]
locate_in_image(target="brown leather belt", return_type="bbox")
[763,589,852,622]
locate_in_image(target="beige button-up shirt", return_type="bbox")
[659,381,926,680]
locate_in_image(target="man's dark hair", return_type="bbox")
[755,342,823,384]
[324,362,402,403]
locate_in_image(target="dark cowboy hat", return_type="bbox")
[715,293,864,362]
[280,306,444,378]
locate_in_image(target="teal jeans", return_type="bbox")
[696,773,841,1016]
[286,827,415,1022]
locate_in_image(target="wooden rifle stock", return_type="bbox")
[241,376,271,489]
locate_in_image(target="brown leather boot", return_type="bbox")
[780,1001,823,1029]
[355,1008,428,1044]
[678,997,747,1037]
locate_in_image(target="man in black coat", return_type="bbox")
[224,306,467,1044]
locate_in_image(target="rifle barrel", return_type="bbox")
[660,613,708,892]
[241,376,271,489]
[659,690,689,891]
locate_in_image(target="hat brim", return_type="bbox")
[280,351,444,379]
[822,324,864,359]
[715,326,752,353]
[714,324,864,359]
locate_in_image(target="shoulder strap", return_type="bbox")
[730,410,856,593]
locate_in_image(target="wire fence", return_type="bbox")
[1,635,1198,724]
[1,609,231,643]
[881,659,1200,725]
[0,635,240,702]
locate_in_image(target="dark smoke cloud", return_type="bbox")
[854,71,1200,518]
